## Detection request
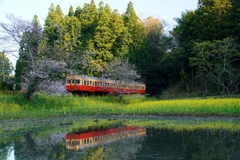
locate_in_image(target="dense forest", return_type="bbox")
[1,0,240,98]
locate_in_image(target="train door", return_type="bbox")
[70,79,76,91]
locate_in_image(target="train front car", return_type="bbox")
[66,75,81,94]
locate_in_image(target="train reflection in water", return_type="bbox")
[66,126,146,150]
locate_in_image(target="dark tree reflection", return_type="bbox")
[137,128,240,160]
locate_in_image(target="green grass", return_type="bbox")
[0,94,240,120]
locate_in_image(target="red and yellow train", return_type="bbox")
[66,126,146,150]
[66,75,146,95]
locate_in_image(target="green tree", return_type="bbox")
[197,0,233,40]
[15,15,42,83]
[169,0,238,96]
[77,0,98,50]
[43,3,82,66]
[144,16,165,65]
[190,38,240,96]
[229,0,240,43]
[74,6,81,17]
[93,2,113,63]
[57,15,81,63]
[171,10,199,81]
[0,51,13,84]
[143,17,176,95]
[111,10,130,58]
[44,4,64,47]
[122,1,147,72]
[68,5,75,17]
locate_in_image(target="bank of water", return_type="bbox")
[0,116,240,160]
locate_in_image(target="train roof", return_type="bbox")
[66,75,145,85]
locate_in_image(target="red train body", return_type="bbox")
[66,75,146,95]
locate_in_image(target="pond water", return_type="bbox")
[0,116,240,160]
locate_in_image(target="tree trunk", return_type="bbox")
[24,77,42,101]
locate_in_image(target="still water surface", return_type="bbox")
[0,116,240,160]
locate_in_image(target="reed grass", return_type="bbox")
[0,94,239,120]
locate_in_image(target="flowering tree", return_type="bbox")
[105,58,141,102]
[0,14,71,100]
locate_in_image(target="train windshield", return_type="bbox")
[66,79,71,84]
[66,79,80,84]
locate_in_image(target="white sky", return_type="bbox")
[0,0,198,68]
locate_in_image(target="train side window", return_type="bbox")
[72,141,77,146]
[87,81,89,85]
[90,81,92,85]
[76,80,80,84]
[84,80,86,85]
[71,80,75,84]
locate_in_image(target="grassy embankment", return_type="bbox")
[0,93,239,120]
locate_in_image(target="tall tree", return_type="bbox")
[93,2,113,63]
[44,4,64,47]
[230,0,240,43]
[68,5,75,17]
[55,15,81,63]
[144,16,165,65]
[74,6,81,17]
[77,0,98,50]
[143,16,176,95]
[15,15,42,83]
[110,10,129,58]
[170,10,199,87]
[197,0,233,40]
[122,1,147,72]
